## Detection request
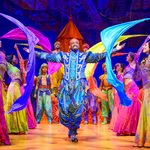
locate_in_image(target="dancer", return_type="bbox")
[50,41,64,96]
[84,83,98,125]
[24,38,124,142]
[82,43,98,124]
[134,39,150,147]
[110,63,124,129]
[99,63,113,125]
[5,54,28,134]
[113,52,140,135]
[35,63,52,124]
[0,49,11,145]
[14,44,36,129]
[50,41,64,123]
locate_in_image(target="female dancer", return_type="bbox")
[135,40,150,147]
[5,54,28,134]
[14,44,36,129]
[0,50,10,145]
[110,63,124,130]
[113,52,140,135]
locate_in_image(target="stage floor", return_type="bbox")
[0,124,146,150]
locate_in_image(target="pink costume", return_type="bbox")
[110,73,123,130]
[0,52,10,145]
[113,65,140,135]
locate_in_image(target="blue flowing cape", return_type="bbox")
[101,18,150,106]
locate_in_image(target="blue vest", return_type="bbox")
[62,50,88,81]
[38,75,50,86]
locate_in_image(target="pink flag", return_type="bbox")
[1,26,51,52]
[1,26,62,74]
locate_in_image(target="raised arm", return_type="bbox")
[85,51,106,63]
[85,43,125,63]
[14,44,23,61]
[134,36,150,62]
[133,36,150,80]
[35,51,63,63]
[14,44,26,84]
[23,47,63,63]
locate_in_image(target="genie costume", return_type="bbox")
[36,49,106,137]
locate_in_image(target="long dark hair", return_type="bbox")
[114,63,125,73]
[128,52,135,62]
[147,40,150,54]
[140,40,150,64]
[6,54,15,64]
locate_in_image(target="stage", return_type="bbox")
[0,123,144,150]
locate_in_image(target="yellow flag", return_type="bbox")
[85,34,146,79]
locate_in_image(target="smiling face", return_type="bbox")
[41,66,48,75]
[143,42,150,54]
[69,38,80,50]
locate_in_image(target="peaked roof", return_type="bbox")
[57,16,84,40]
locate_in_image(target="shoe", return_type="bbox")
[130,133,135,136]
[4,141,11,145]
[102,117,107,125]
[70,134,78,143]
[116,133,121,136]
[102,121,107,125]
[84,120,88,124]
[93,121,97,125]
[48,119,52,123]
[68,129,78,138]
[92,116,97,125]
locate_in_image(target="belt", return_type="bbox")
[102,87,112,91]
[39,85,49,89]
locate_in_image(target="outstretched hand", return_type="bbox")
[116,43,126,51]
[23,47,30,53]
[14,44,18,49]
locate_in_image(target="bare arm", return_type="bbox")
[14,44,23,60]
[135,36,150,62]
[34,77,39,99]
[14,44,27,84]
[99,76,103,91]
